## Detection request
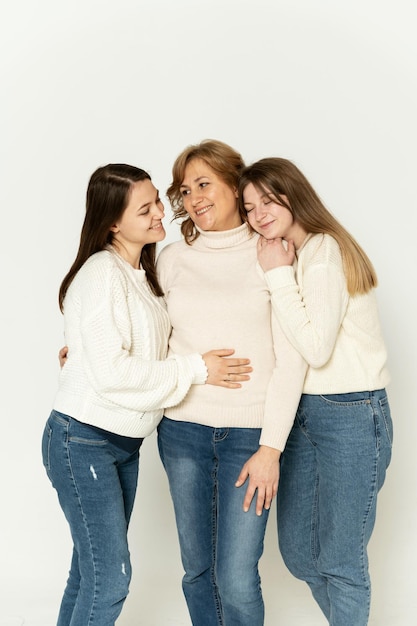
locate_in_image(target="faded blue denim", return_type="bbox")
[158,417,269,626]
[42,410,142,626]
[277,389,393,626]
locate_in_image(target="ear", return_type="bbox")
[233,186,238,198]
[109,224,119,233]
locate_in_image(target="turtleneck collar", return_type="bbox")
[194,222,255,249]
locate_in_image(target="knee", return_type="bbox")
[98,561,132,606]
[217,572,264,624]
[217,568,261,605]
[279,537,315,582]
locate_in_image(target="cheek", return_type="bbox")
[182,198,193,214]
[246,212,256,227]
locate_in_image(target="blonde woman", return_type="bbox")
[239,157,393,626]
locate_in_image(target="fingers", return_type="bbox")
[235,466,248,488]
[261,484,275,513]
[220,368,251,389]
[236,468,275,515]
[223,372,251,383]
[208,352,251,366]
[224,359,253,377]
[203,351,252,389]
[242,484,272,515]
[211,371,249,389]
[58,346,68,369]
[210,348,235,357]
[226,358,251,366]
[235,451,279,514]
[242,484,276,516]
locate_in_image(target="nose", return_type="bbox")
[190,189,202,207]
[254,204,266,221]
[153,202,165,218]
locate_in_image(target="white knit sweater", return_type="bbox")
[264,233,390,394]
[53,248,207,437]
[157,224,307,451]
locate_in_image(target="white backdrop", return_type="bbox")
[1,1,416,624]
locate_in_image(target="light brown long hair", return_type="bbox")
[238,158,377,295]
[167,139,246,244]
[59,164,163,311]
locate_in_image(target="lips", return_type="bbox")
[259,220,275,229]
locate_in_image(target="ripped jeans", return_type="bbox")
[42,410,143,626]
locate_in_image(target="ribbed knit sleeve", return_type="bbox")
[77,255,206,410]
[263,234,390,395]
[264,234,349,368]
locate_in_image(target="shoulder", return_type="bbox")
[157,239,187,265]
[72,250,126,293]
[81,249,114,270]
[302,233,342,264]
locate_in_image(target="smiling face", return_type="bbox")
[179,158,242,232]
[111,179,165,267]
[243,182,307,247]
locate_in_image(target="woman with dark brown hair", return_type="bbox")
[45,163,251,626]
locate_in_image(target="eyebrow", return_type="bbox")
[180,176,209,188]
[138,189,159,210]
[243,192,269,205]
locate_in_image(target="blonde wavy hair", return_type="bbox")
[167,139,246,245]
[238,157,377,295]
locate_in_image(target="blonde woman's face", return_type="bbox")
[243,182,295,240]
[179,158,242,232]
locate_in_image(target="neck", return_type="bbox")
[111,242,142,269]
[290,223,309,251]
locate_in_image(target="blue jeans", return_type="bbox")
[157,418,269,626]
[42,410,143,626]
[277,389,393,626]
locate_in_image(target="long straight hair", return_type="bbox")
[239,158,377,295]
[167,139,246,244]
[59,164,163,311]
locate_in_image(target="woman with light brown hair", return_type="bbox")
[239,157,393,626]
[157,141,307,625]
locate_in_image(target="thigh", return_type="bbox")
[305,392,385,564]
[157,418,216,572]
[277,416,318,565]
[118,446,141,526]
[45,412,134,571]
[216,428,269,575]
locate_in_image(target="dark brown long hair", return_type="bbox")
[59,164,163,311]
[167,139,246,244]
[239,158,377,295]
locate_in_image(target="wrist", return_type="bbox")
[259,445,281,461]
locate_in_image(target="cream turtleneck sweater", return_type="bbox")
[157,224,307,451]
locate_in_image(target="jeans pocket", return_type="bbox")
[319,391,369,405]
[41,422,52,471]
[379,395,393,447]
